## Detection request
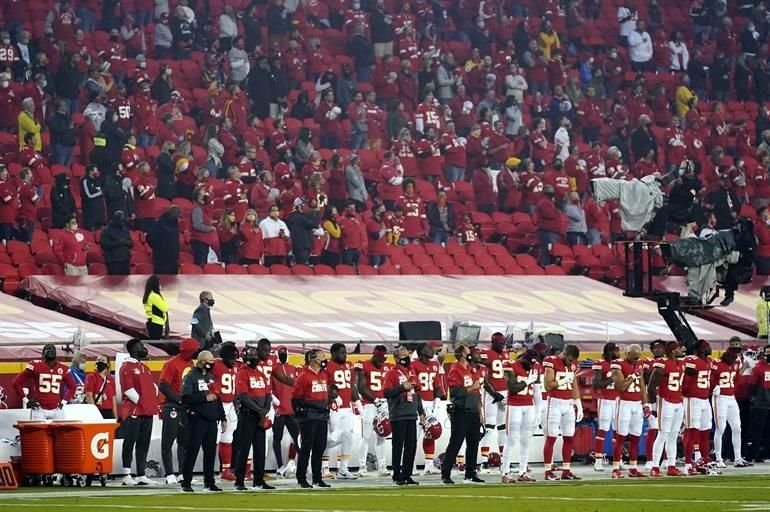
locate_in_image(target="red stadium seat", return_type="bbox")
[248,264,270,275]
[313,264,336,275]
[378,264,400,275]
[335,264,357,275]
[291,265,314,275]
[180,263,203,274]
[132,263,155,274]
[399,265,422,275]
[357,265,378,275]
[88,263,107,275]
[270,264,292,275]
[420,265,442,275]
[410,253,433,268]
[226,264,248,274]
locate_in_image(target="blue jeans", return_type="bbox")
[16,220,34,243]
[430,228,449,245]
[342,248,360,266]
[137,134,156,148]
[0,223,13,242]
[136,11,152,26]
[356,66,372,83]
[537,229,559,266]
[369,254,386,267]
[444,165,464,183]
[62,98,79,116]
[587,228,602,246]
[53,144,73,166]
[351,130,367,150]
[77,8,95,32]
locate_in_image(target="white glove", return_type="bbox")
[353,399,363,414]
[432,397,441,414]
[524,372,539,386]
[335,396,343,407]
[573,399,584,423]
[712,386,721,397]
[388,175,403,186]
[272,395,281,407]
[374,398,386,408]
[312,228,325,236]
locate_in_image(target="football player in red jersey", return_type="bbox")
[355,345,391,476]
[479,333,509,469]
[12,343,76,420]
[682,340,715,475]
[610,344,650,478]
[542,344,582,481]
[712,347,751,468]
[647,340,685,477]
[412,342,446,475]
[273,346,301,478]
[592,342,620,471]
[325,343,361,479]
[211,342,240,481]
[158,337,198,484]
[501,350,540,483]
[643,340,666,470]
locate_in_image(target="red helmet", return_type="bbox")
[374,414,392,438]
[423,416,443,441]
[487,452,501,468]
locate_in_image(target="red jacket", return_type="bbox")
[0,178,16,223]
[239,223,264,261]
[536,197,562,232]
[119,359,160,418]
[54,229,88,266]
[472,169,496,207]
[339,213,365,250]
[17,182,39,223]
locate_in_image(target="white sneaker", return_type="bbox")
[715,461,727,469]
[122,475,138,486]
[422,465,439,476]
[644,461,654,471]
[166,475,178,485]
[378,467,391,477]
[337,470,359,480]
[358,468,368,476]
[284,460,296,477]
[594,459,604,472]
[276,464,288,478]
[135,475,158,486]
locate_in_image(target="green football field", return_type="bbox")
[2,475,770,512]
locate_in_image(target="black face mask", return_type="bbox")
[398,357,411,367]
[246,357,259,368]
[206,299,215,307]
[554,164,563,170]
[202,362,214,372]
[520,359,532,371]
[95,361,109,373]
[320,359,328,370]
[278,352,288,364]
[765,354,770,363]
[135,346,149,360]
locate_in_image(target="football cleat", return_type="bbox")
[378,468,391,477]
[734,458,753,468]
[298,480,312,489]
[422,466,439,476]
[203,485,223,492]
[561,470,581,480]
[686,466,698,476]
[234,483,248,491]
[544,470,560,481]
[122,475,138,486]
[358,468,368,476]
[666,466,683,477]
[517,473,536,482]
[403,477,419,485]
[705,462,721,476]
[336,470,359,480]
[593,458,605,472]
[714,461,727,469]
[611,469,624,479]
[180,485,194,493]
[165,475,178,485]
[463,476,485,484]
[644,461,654,471]
[220,469,236,481]
[628,469,647,478]
[313,480,331,488]
[254,482,275,490]
[649,467,662,478]
[501,473,517,484]
[135,476,157,486]
[442,478,455,485]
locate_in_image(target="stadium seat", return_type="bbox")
[226,264,248,274]
[357,265,378,275]
[248,264,270,275]
[88,263,107,275]
[335,264,357,275]
[292,265,314,275]
[132,263,155,274]
[313,264,336,275]
[399,265,422,275]
[203,264,226,274]
[270,264,292,275]
[180,263,203,274]
[378,264,400,275]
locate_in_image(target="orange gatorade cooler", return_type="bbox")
[14,422,55,475]
[52,421,119,475]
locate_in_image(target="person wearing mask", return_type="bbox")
[384,345,425,486]
[66,352,88,404]
[712,346,751,468]
[647,341,686,476]
[18,97,41,151]
[339,200,364,267]
[286,198,321,266]
[345,155,368,210]
[232,345,275,491]
[99,210,133,275]
[209,342,240,480]
[120,339,160,486]
[427,190,456,245]
[355,345,391,476]
[51,172,76,229]
[54,216,89,276]
[273,345,301,478]
[565,192,588,246]
[180,350,226,493]
[103,165,133,220]
[592,342,621,471]
[191,291,216,351]
[147,205,181,275]
[12,344,76,420]
[48,100,77,165]
[707,175,740,229]
[85,354,118,419]
[158,337,198,484]
[370,0,394,58]
[536,185,561,266]
[0,165,14,244]
[156,141,177,200]
[441,343,485,485]
[292,349,332,489]
[190,188,218,266]
[627,20,653,72]
[749,345,770,462]
[81,164,106,231]
[259,205,291,266]
[143,275,168,340]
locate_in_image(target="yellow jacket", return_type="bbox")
[323,219,341,239]
[758,299,769,338]
[675,86,695,119]
[144,291,169,327]
[538,31,561,61]
[18,111,41,151]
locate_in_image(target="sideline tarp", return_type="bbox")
[0,293,134,359]
[21,275,748,344]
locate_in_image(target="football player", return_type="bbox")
[273,346,301,478]
[592,342,620,471]
[647,341,685,477]
[12,344,76,420]
[642,340,665,470]
[542,344,582,481]
[211,342,240,480]
[682,340,715,475]
[412,342,446,474]
[324,343,361,479]
[479,333,509,469]
[501,350,540,483]
[712,347,751,468]
[610,344,649,478]
[355,345,391,476]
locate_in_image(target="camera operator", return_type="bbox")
[441,343,485,485]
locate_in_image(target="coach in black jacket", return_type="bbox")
[180,350,225,493]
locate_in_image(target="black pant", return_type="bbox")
[191,241,210,266]
[750,407,770,460]
[272,414,300,468]
[264,255,286,267]
[121,415,153,476]
[182,413,218,488]
[341,248,360,266]
[106,260,130,275]
[153,259,179,275]
[161,405,187,476]
[297,419,328,483]
[99,409,115,419]
[391,419,417,482]
[147,321,164,340]
[441,410,481,479]
[739,399,751,456]
[233,411,267,485]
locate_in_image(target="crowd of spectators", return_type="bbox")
[2,0,770,277]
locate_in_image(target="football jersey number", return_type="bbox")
[38,374,62,394]
[554,371,572,391]
[118,105,131,119]
[418,372,436,391]
[220,373,235,395]
[490,360,505,379]
[626,375,640,393]
[0,48,13,62]
[368,371,383,392]
[696,371,710,389]
[259,365,273,380]
[334,370,351,389]
[605,371,616,390]
[667,372,681,392]
[718,371,735,389]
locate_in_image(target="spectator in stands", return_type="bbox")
[287,198,321,265]
[55,215,89,276]
[427,190,456,246]
[155,14,173,59]
[228,36,251,85]
[668,31,690,72]
[339,200,364,266]
[18,97,41,151]
[147,205,181,275]
[15,168,38,243]
[366,203,388,267]
[267,0,290,48]
[238,209,263,265]
[630,115,657,163]
[565,192,588,246]
[55,53,83,115]
[707,174,740,229]
[80,164,106,231]
[248,56,273,120]
[345,155,368,211]
[191,188,218,266]
[171,6,194,59]
[103,165,133,220]
[617,2,638,46]
[688,50,708,100]
[294,127,315,168]
[48,100,76,166]
[536,185,561,266]
[315,89,343,149]
[156,141,177,200]
[350,24,375,83]
[100,210,133,275]
[290,91,314,121]
[628,20,653,72]
[217,209,240,265]
[50,173,75,229]
[219,5,238,52]
[0,165,14,244]
[321,206,342,267]
[756,208,770,275]
[371,0,394,58]
[151,64,174,106]
[143,275,169,340]
[260,205,291,266]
